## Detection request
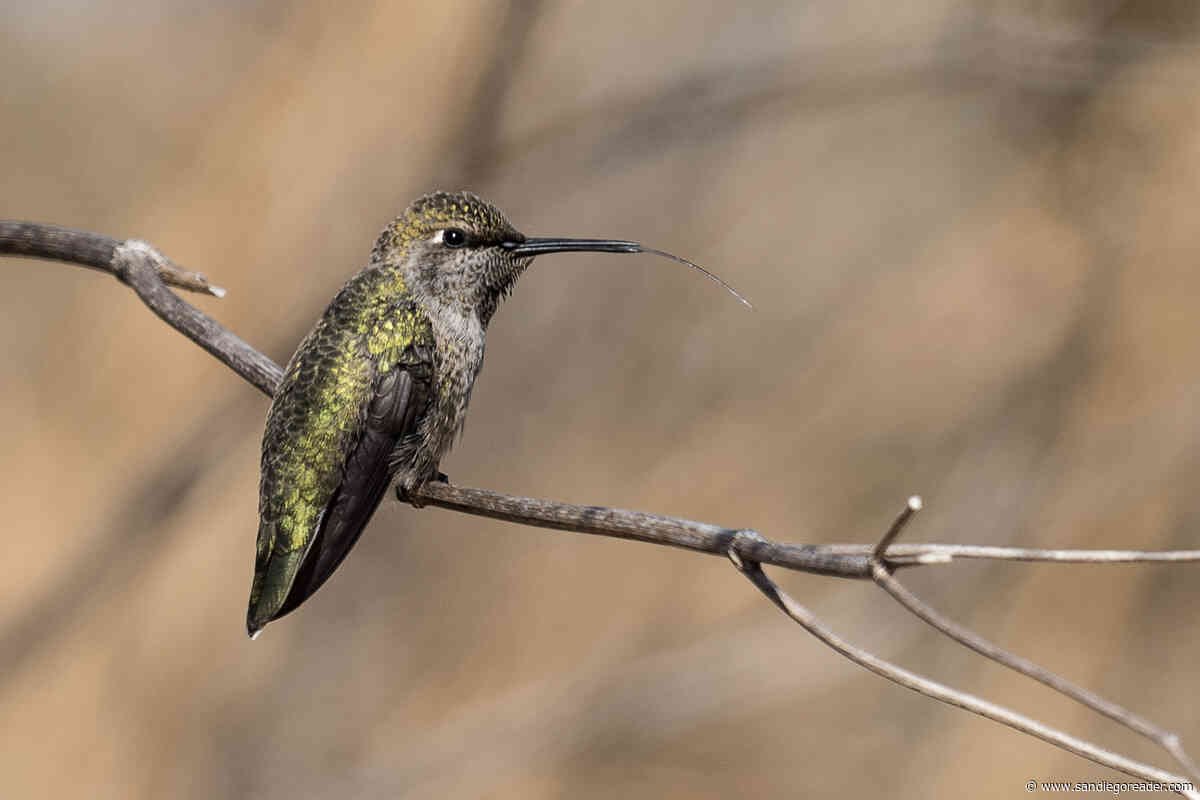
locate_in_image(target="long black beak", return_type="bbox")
[501,238,641,256]
[501,237,752,308]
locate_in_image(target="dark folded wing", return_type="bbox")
[272,366,428,622]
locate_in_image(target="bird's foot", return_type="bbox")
[395,472,450,509]
[395,483,424,508]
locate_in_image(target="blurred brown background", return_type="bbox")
[3,1,1199,797]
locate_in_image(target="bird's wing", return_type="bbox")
[247,364,429,635]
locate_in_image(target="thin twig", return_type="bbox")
[869,501,1200,782]
[410,481,871,577]
[0,222,226,296]
[410,481,1200,572]
[872,495,923,560]
[823,543,1200,566]
[3,219,1198,793]
[728,539,1198,797]
[0,222,280,397]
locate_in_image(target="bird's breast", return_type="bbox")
[423,302,487,452]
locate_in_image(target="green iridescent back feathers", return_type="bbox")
[249,256,435,632]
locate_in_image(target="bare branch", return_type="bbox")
[4,219,1198,793]
[825,542,1200,566]
[409,481,872,577]
[728,539,1198,797]
[0,221,281,397]
[869,502,1200,782]
[410,481,1200,572]
[0,221,225,296]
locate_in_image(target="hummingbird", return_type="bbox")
[246,191,747,637]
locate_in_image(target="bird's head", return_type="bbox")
[371,190,749,323]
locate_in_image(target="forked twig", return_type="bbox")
[729,536,1197,796]
[868,499,1200,782]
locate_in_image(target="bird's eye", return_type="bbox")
[442,228,467,248]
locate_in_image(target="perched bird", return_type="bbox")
[247,191,746,637]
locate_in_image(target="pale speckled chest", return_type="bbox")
[415,296,487,469]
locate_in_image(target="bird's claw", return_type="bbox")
[395,483,422,508]
[395,472,450,509]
